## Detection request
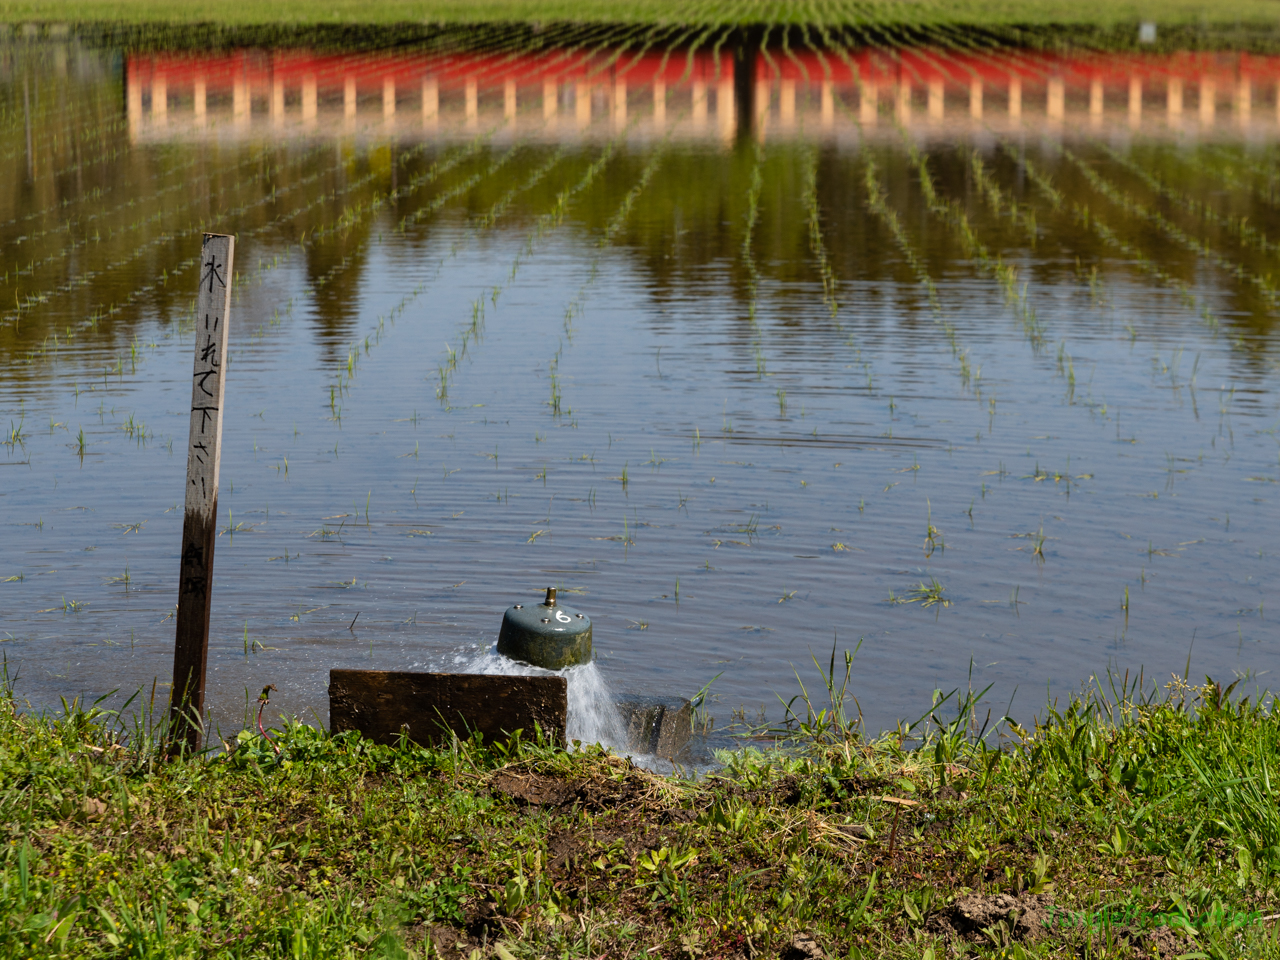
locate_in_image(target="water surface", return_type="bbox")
[2,31,1279,737]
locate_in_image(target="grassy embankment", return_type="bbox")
[4,659,1280,959]
[0,0,1279,28]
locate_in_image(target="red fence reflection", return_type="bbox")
[124,44,1280,139]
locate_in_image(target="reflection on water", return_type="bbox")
[124,46,1280,144]
[3,31,1280,737]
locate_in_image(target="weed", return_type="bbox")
[774,636,862,743]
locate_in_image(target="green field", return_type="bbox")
[1,0,1279,28]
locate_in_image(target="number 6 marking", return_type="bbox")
[555,609,571,623]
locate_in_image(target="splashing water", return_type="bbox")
[462,649,629,750]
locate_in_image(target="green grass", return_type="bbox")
[6,668,1280,957]
[3,0,1280,29]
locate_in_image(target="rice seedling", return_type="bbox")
[1009,147,1064,210]
[429,127,653,410]
[889,578,951,608]
[5,149,300,321]
[4,416,26,448]
[9,141,358,330]
[523,124,635,254]
[1067,147,1279,307]
[548,369,562,415]
[740,139,767,352]
[121,413,148,444]
[593,514,637,547]
[912,146,1045,348]
[1101,143,1280,260]
[645,449,671,470]
[753,344,766,379]
[103,565,132,589]
[969,151,1038,245]
[863,158,943,319]
[860,155,1000,377]
[241,621,265,657]
[922,500,943,557]
[801,148,840,318]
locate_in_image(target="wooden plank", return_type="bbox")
[169,233,235,749]
[329,670,567,746]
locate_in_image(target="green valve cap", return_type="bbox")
[496,587,592,670]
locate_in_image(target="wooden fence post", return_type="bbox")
[170,233,235,749]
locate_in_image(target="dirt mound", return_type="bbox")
[576,773,648,810]
[659,808,697,824]
[711,773,806,806]
[489,770,576,806]
[488,766,663,812]
[546,827,585,876]
[1093,924,1196,959]
[928,892,1054,943]
[1135,925,1193,959]
[780,933,826,959]
[544,822,691,879]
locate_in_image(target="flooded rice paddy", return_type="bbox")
[2,29,1280,738]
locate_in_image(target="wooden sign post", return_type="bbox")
[170,233,235,749]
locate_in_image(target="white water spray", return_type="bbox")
[463,649,628,750]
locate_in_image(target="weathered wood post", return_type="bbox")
[170,233,235,749]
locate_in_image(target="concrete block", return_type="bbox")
[329,670,567,747]
[617,695,692,759]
